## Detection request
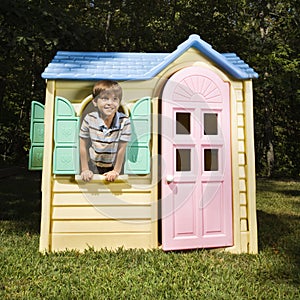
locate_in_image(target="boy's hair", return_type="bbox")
[92,80,122,100]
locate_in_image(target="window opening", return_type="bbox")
[176,149,191,171]
[176,112,191,135]
[204,113,218,135]
[204,149,218,171]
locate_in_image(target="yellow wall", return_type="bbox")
[50,176,157,251]
[40,78,159,252]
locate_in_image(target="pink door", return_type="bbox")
[161,66,233,251]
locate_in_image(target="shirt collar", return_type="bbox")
[96,111,121,130]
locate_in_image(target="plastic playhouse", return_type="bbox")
[29,34,258,253]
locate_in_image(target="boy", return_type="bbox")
[79,80,131,182]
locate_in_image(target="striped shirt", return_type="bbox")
[80,111,131,165]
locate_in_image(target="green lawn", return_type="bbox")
[0,170,299,299]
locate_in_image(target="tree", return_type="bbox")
[244,0,300,177]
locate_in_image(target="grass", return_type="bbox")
[0,170,299,299]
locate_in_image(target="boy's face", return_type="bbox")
[93,91,120,119]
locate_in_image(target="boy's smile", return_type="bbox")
[93,92,120,121]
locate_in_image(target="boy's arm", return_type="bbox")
[80,137,93,181]
[114,141,127,174]
[104,141,127,182]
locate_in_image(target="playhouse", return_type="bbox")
[29,34,258,253]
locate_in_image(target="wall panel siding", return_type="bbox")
[53,192,152,206]
[53,176,153,192]
[229,82,252,254]
[243,80,258,253]
[52,206,152,220]
[240,232,250,253]
[240,193,247,205]
[51,233,153,251]
[240,219,248,232]
[52,220,152,233]
[50,177,157,251]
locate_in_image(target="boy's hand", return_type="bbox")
[104,170,119,182]
[81,170,94,182]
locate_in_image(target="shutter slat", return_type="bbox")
[53,97,80,174]
[125,97,151,174]
[28,101,45,170]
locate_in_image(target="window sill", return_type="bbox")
[75,174,128,183]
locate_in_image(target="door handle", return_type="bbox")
[166,175,174,184]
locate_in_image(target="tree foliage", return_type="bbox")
[0,0,299,177]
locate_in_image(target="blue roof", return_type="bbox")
[42,34,258,81]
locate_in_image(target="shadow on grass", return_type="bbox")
[257,211,299,252]
[279,190,300,197]
[257,209,300,282]
[0,167,41,234]
[257,178,300,196]
[255,178,300,285]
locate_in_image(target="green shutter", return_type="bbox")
[53,97,80,174]
[28,101,45,170]
[124,97,151,174]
